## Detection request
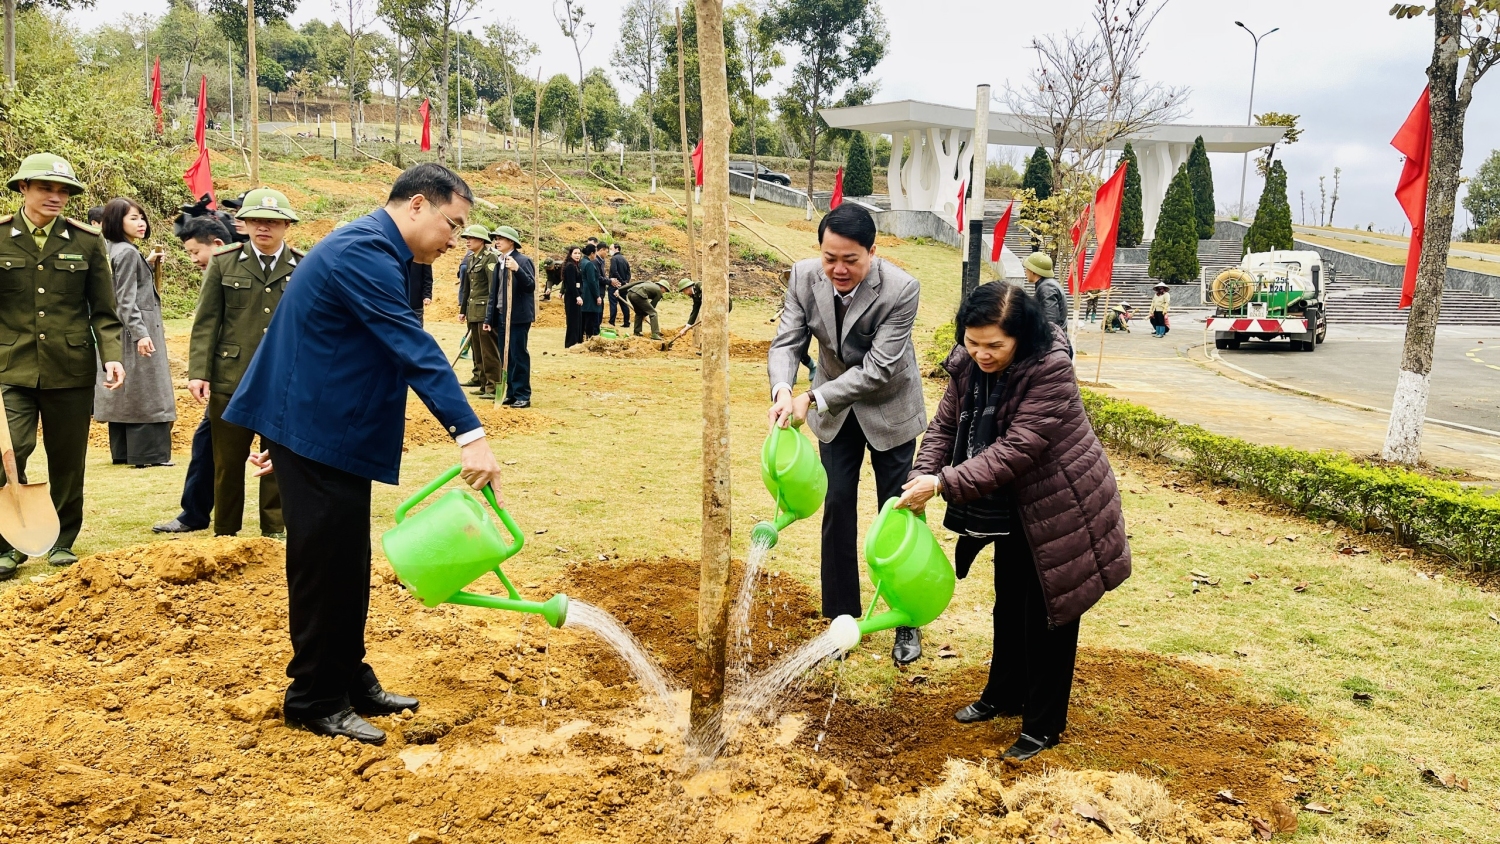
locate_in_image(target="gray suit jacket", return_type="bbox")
[768,257,926,452]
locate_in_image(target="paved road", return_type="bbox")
[1073,318,1500,480]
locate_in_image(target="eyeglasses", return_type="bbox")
[417,195,463,234]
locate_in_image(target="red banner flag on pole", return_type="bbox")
[1067,204,1090,294]
[691,139,705,186]
[955,181,966,232]
[1082,161,1128,292]
[990,201,1014,263]
[1392,86,1431,310]
[150,57,163,133]
[419,99,432,151]
[183,75,216,208]
[830,167,844,209]
[193,74,207,152]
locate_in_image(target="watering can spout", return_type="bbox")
[448,590,570,629]
[856,608,914,638]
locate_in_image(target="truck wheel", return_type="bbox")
[1299,337,1316,352]
[1227,338,1241,350]
[1215,339,1229,350]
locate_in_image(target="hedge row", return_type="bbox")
[1080,389,1500,568]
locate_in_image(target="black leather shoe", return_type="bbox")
[1002,732,1059,761]
[286,708,386,745]
[954,700,1020,724]
[153,516,207,533]
[511,399,530,409]
[892,626,922,665]
[351,684,419,717]
[0,550,22,581]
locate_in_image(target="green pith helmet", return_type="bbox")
[491,225,521,246]
[462,224,491,241]
[6,153,86,195]
[1023,252,1055,279]
[236,188,300,222]
[677,278,695,292]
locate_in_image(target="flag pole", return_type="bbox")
[1093,285,1112,385]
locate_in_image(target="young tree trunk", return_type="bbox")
[676,8,697,282]
[247,0,260,187]
[532,67,542,258]
[392,36,404,167]
[438,23,453,163]
[689,0,733,753]
[1383,8,1470,464]
[2,0,15,93]
[805,71,822,218]
[575,50,590,170]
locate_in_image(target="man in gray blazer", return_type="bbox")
[768,204,927,664]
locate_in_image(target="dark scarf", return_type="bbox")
[943,359,1017,578]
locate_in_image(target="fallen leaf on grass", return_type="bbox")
[1282,775,1300,784]
[503,459,518,465]
[1248,817,1274,841]
[1372,795,1387,807]
[1213,529,1234,537]
[1285,534,1300,542]
[1271,803,1298,832]
[908,674,928,685]
[1489,612,1498,625]
[1215,789,1247,805]
[935,645,958,659]
[1246,572,1261,581]
[1216,497,1229,506]
[1293,582,1310,593]
[1233,648,1250,658]
[1117,620,1131,627]
[534,528,548,535]
[1190,569,1212,579]
[1420,768,1469,791]
[1303,803,1334,815]
[1264,536,1277,546]
[1072,802,1112,834]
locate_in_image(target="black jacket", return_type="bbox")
[406,260,434,314]
[609,253,631,285]
[486,250,537,328]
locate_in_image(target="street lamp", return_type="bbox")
[1236,20,1279,218]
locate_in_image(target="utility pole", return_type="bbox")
[228,40,236,143]
[689,0,733,755]
[1235,21,1278,218]
[247,0,260,187]
[676,8,698,283]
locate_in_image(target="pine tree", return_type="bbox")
[1149,163,1201,283]
[1186,135,1216,239]
[1119,143,1144,248]
[1244,160,1294,254]
[1021,146,1052,201]
[844,131,874,197]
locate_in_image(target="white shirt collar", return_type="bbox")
[252,242,286,267]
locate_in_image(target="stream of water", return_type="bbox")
[563,599,681,724]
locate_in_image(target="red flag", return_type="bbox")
[1082,161,1128,292]
[1392,86,1431,309]
[1067,204,1090,293]
[830,167,844,209]
[193,75,207,152]
[956,181,966,231]
[691,139,704,186]
[150,57,163,133]
[990,201,1014,263]
[419,99,432,151]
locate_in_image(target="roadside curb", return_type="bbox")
[1175,340,1500,441]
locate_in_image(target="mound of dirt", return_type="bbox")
[403,399,557,449]
[576,333,771,361]
[484,160,525,180]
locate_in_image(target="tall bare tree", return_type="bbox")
[612,0,668,190]
[430,0,477,163]
[1383,2,1500,463]
[554,0,594,169]
[377,0,432,166]
[728,0,782,201]
[485,21,536,164]
[333,0,372,150]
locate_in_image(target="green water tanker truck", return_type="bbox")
[1205,250,1329,352]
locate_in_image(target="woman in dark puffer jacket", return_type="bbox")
[896,281,1130,761]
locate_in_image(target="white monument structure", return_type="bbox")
[820,100,1287,236]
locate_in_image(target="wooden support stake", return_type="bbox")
[542,161,609,236]
[676,8,699,283]
[1093,285,1112,385]
[689,0,733,751]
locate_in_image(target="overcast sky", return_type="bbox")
[77,0,1498,234]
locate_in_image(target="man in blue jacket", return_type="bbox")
[224,164,505,746]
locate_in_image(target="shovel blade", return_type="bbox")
[0,482,60,557]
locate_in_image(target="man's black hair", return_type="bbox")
[178,215,232,246]
[610,242,621,252]
[582,243,597,257]
[955,281,1057,364]
[817,203,878,250]
[86,206,104,225]
[387,163,474,206]
[586,236,599,243]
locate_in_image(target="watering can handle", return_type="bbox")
[393,465,526,557]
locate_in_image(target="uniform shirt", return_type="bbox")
[22,211,55,252]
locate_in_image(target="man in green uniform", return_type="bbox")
[188,188,301,539]
[623,277,666,340]
[455,225,501,399]
[0,154,126,578]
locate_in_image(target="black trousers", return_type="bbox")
[582,311,602,337]
[107,421,172,465]
[505,323,532,403]
[273,445,380,720]
[979,529,1080,739]
[818,411,915,618]
[177,415,214,529]
[608,287,630,325]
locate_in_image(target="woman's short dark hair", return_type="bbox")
[100,198,150,244]
[387,163,474,206]
[817,203,877,250]
[956,281,1057,363]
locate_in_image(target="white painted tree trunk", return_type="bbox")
[1382,369,1430,464]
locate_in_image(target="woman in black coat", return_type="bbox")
[580,243,604,338]
[562,246,584,348]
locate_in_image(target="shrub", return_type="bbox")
[844,131,874,197]
[1186,136,1215,240]
[922,323,955,371]
[1148,164,1200,282]
[1080,389,1500,567]
[1119,143,1144,248]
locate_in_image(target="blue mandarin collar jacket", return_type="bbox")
[224,208,482,484]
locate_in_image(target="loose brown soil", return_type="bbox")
[577,333,771,362]
[402,398,558,449]
[0,543,1313,842]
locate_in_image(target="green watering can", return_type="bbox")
[380,465,569,628]
[846,498,955,641]
[751,426,828,548]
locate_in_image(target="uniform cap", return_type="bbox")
[462,224,492,241]
[7,153,86,195]
[1022,252,1055,279]
[236,188,300,222]
[678,278,695,292]
[491,225,521,245]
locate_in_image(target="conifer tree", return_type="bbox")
[844,131,874,197]
[1149,163,1201,283]
[1119,143,1144,248]
[1186,135,1216,239]
[1021,146,1052,200]
[1244,160,1294,254]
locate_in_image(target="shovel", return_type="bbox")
[0,390,59,556]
